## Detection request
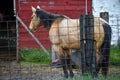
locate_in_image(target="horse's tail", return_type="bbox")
[100,23,111,76]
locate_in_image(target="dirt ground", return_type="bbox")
[0,61,80,80]
[0,61,120,80]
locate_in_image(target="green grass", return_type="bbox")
[19,47,120,80]
[20,46,120,66]
[20,48,51,64]
[110,45,120,66]
[20,45,120,66]
[56,75,120,80]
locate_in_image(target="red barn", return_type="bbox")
[0,0,92,59]
[18,0,92,49]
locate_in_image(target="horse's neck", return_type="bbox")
[37,10,64,30]
[43,17,65,30]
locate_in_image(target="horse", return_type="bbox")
[29,6,111,78]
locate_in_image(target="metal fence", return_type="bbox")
[0,15,120,80]
[0,20,16,61]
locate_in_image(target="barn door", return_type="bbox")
[0,0,17,60]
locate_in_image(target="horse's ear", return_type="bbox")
[37,5,40,9]
[31,6,36,13]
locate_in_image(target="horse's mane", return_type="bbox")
[35,9,66,30]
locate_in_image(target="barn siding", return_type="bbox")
[18,0,92,49]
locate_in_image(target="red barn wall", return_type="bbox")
[18,0,92,49]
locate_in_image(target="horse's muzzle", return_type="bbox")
[29,29,34,33]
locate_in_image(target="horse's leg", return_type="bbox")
[101,52,110,77]
[60,56,68,78]
[95,45,110,77]
[101,23,111,77]
[96,49,109,77]
[66,55,74,78]
[53,45,73,78]
[101,40,111,77]
[61,49,74,78]
[99,43,110,77]
[52,45,68,78]
[96,51,102,76]
[63,49,74,77]
[96,62,101,75]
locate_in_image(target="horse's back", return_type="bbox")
[49,17,110,50]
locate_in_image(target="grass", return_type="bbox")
[20,46,120,66]
[56,74,120,80]
[20,48,51,64]
[110,45,120,66]
[19,47,120,80]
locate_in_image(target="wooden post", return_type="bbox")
[80,14,97,77]
[100,12,109,22]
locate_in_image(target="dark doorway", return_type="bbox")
[0,0,16,60]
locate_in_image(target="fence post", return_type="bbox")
[100,12,109,22]
[80,14,97,77]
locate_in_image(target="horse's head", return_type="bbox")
[29,6,43,32]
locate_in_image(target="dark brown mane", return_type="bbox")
[35,8,65,30]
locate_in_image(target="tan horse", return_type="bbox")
[29,6,111,78]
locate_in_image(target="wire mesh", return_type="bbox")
[0,15,120,80]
